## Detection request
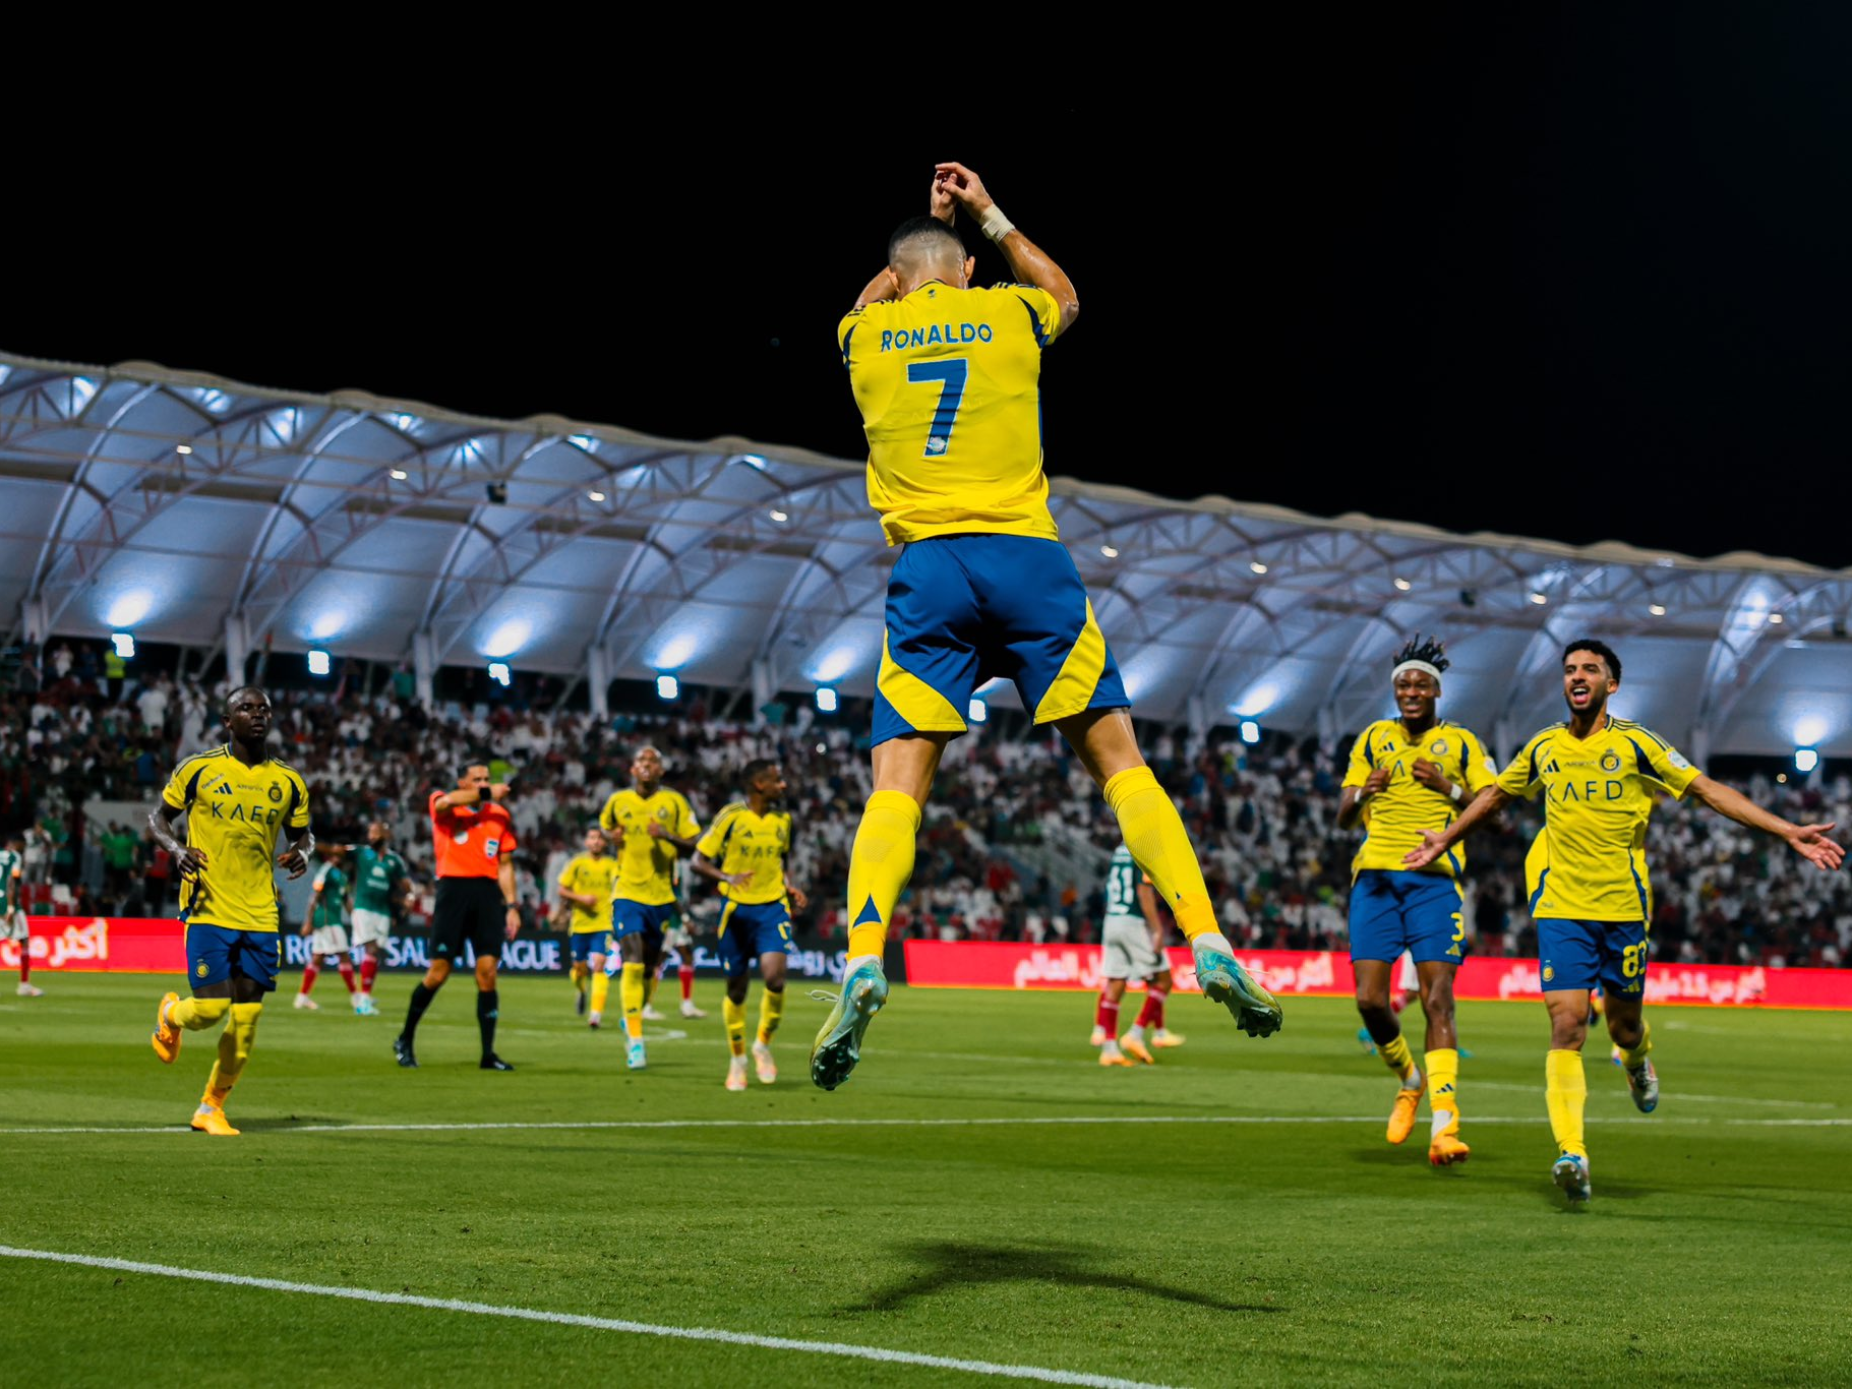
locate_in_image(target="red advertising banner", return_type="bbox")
[1,917,183,973]
[902,942,1852,1009]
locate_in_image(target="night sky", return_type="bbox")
[13,10,1850,566]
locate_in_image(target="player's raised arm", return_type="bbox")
[1403,785,1512,870]
[935,161,1079,334]
[1686,774,1845,871]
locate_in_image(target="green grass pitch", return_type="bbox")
[2,974,1849,1387]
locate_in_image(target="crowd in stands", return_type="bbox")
[5,638,1851,971]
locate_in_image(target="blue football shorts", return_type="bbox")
[716,899,794,976]
[1348,870,1467,964]
[1538,918,1649,996]
[183,921,282,993]
[873,534,1129,747]
[569,930,612,962]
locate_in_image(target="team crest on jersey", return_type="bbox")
[1600,751,1622,772]
[1432,739,1449,756]
[196,961,209,977]
[268,784,283,803]
[1542,964,1554,983]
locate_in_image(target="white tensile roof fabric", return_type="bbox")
[3,350,1847,757]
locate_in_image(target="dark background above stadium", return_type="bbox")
[14,9,1850,566]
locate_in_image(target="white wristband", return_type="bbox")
[1449,783,1465,804]
[980,205,1015,242]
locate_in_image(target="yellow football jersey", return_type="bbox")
[161,746,310,932]
[558,852,620,933]
[838,281,1064,545]
[1496,716,1701,922]
[598,788,699,906]
[1343,720,1498,879]
[695,802,793,905]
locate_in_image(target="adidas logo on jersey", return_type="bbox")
[214,782,236,796]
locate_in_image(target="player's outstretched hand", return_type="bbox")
[1403,829,1446,871]
[934,162,995,216]
[789,885,809,912]
[278,848,309,879]
[1788,822,1845,871]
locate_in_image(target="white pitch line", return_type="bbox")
[2,1113,1849,1137]
[0,1245,1178,1389]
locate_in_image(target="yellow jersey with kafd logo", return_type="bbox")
[1496,716,1701,921]
[598,788,699,906]
[838,281,1065,545]
[558,852,621,934]
[695,803,793,906]
[162,746,310,932]
[1343,720,1499,879]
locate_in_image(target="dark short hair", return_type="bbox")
[888,216,966,267]
[225,684,267,711]
[743,758,777,786]
[459,760,490,781]
[1563,639,1622,684]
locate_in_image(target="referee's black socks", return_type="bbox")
[477,988,499,1058]
[402,981,437,1039]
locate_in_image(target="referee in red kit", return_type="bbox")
[393,762,520,1071]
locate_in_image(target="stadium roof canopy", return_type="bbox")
[3,350,1849,759]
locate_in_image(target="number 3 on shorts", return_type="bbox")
[907,358,968,457]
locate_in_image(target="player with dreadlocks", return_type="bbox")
[1336,636,1499,1168]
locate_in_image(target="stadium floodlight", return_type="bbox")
[770,508,789,522]
[1101,544,1119,558]
[1768,612,1784,625]
[110,632,136,660]
[488,662,511,687]
[1648,604,1667,616]
[1795,748,1820,774]
[1394,577,1412,591]
[656,674,679,700]
[175,443,193,455]
[307,650,331,677]
[1529,591,1549,605]
[968,697,988,724]
[815,687,838,713]
[1239,720,1261,745]
[587,490,606,502]
[389,468,408,480]
[1250,561,1268,575]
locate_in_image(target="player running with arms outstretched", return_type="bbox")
[1337,637,1496,1167]
[816,161,1280,1090]
[1406,639,1843,1203]
[149,686,313,1135]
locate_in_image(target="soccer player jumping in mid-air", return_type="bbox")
[149,686,313,1135]
[1406,639,1843,1203]
[815,162,1282,1089]
[1337,637,1497,1167]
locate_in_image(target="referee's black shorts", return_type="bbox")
[431,878,506,962]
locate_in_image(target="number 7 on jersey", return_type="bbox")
[906,358,968,457]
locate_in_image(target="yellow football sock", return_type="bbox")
[757,987,785,1044]
[1102,766,1216,940]
[621,963,646,1040]
[1426,1047,1460,1138]
[723,996,747,1057]
[645,972,659,1007]
[570,962,589,993]
[591,971,611,1015]
[1380,1033,1417,1084]
[845,790,922,960]
[171,996,230,1031]
[1615,1021,1652,1070]
[203,1002,262,1102]
[1545,1049,1588,1158]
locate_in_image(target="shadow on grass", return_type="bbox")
[848,1241,1286,1314]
